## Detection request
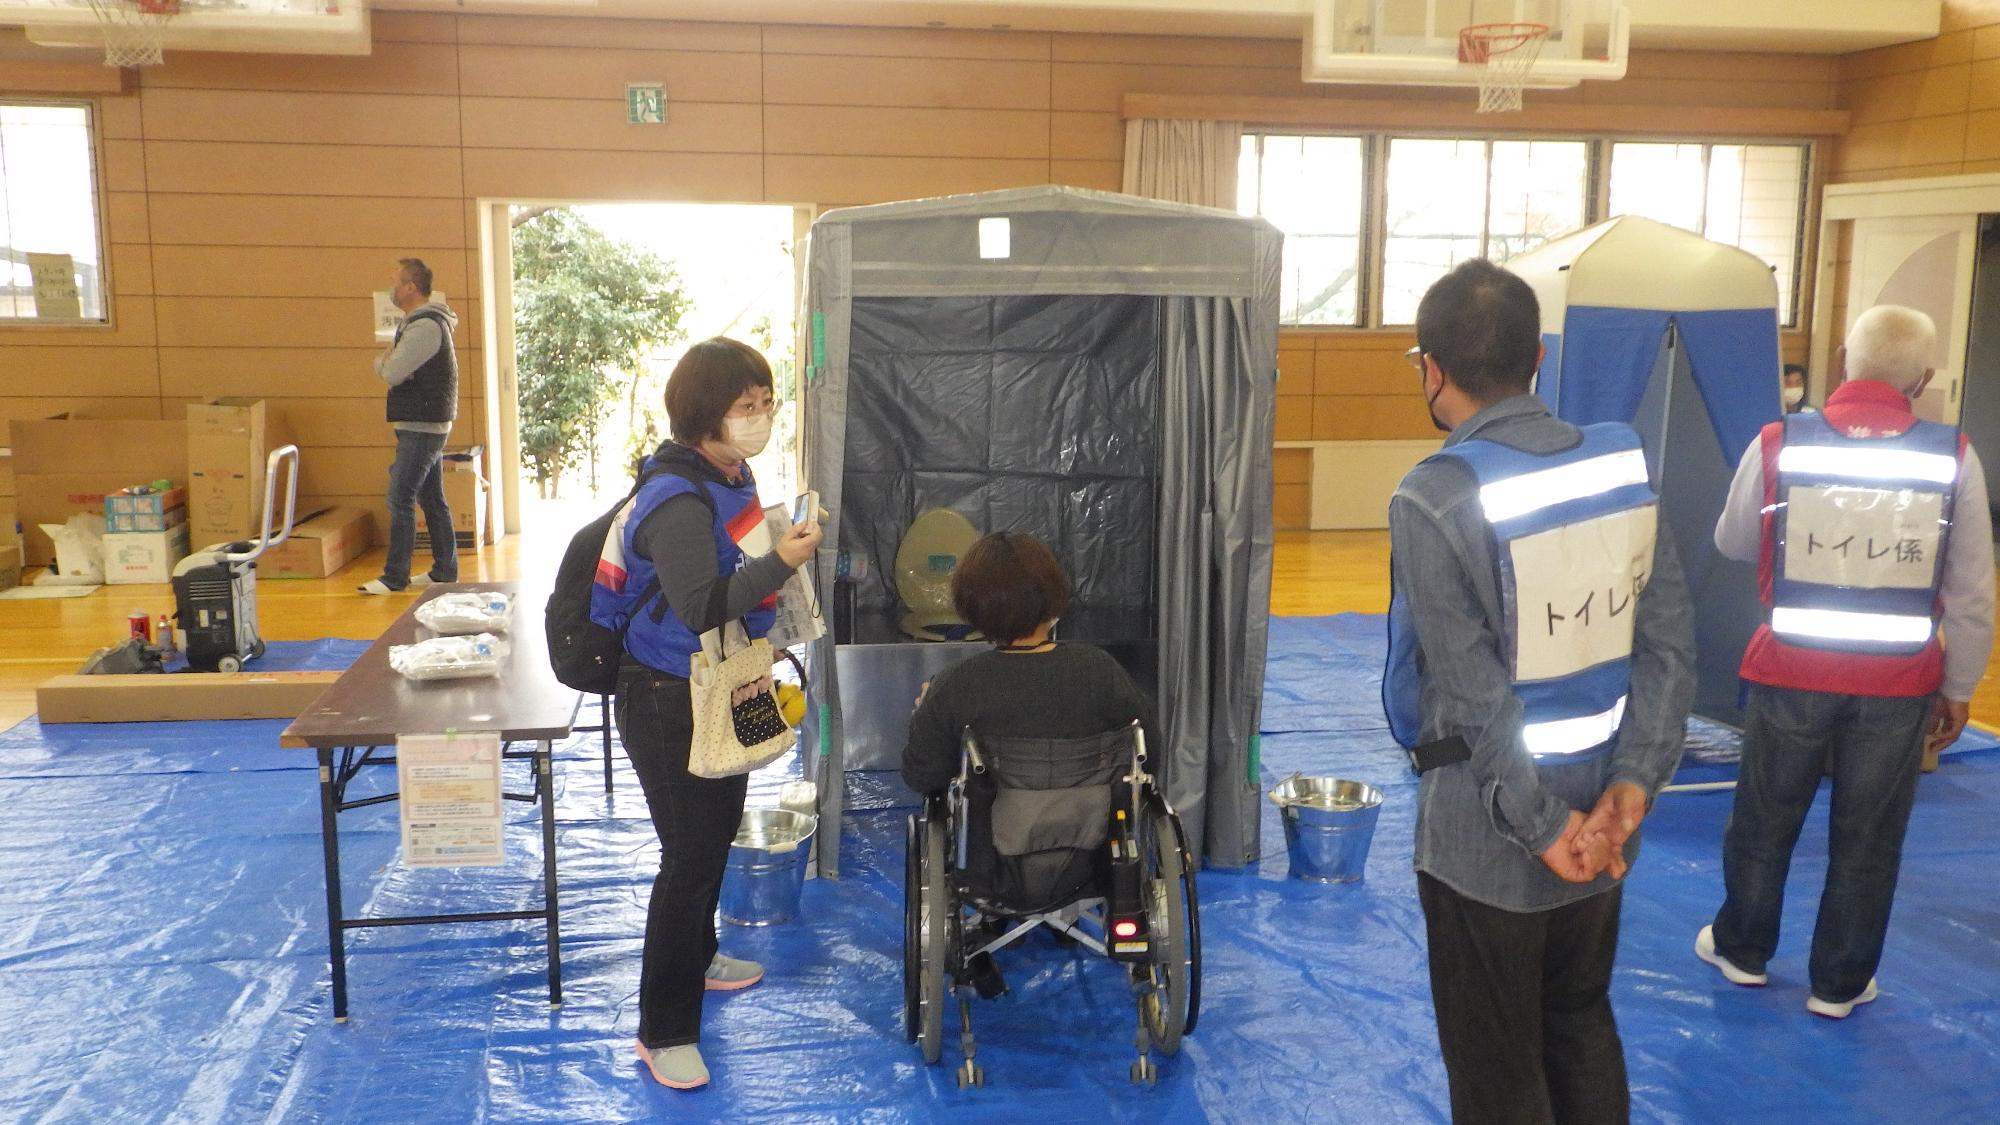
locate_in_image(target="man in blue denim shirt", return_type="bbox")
[1390,260,1695,1124]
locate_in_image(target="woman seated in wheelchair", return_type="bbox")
[901,531,1153,914]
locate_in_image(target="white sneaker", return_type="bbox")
[1696,925,1768,986]
[1806,978,1879,1019]
[704,952,764,991]
[634,1040,709,1089]
[356,578,402,595]
[408,574,436,588]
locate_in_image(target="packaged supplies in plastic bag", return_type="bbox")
[389,633,509,681]
[415,591,516,635]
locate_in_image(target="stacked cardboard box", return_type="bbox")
[9,415,188,568]
[188,398,286,546]
[416,445,494,548]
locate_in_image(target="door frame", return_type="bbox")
[1812,172,2000,408]
[475,198,815,536]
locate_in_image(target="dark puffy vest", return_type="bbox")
[386,306,458,424]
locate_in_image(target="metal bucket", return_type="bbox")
[1269,776,1384,884]
[720,808,817,926]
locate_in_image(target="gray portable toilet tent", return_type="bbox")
[1506,215,1784,727]
[800,185,1281,872]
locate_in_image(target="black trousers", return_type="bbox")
[615,664,748,1048]
[1418,872,1629,1125]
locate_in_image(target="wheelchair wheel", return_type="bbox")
[917,816,950,1063]
[902,815,921,1044]
[1139,796,1201,1054]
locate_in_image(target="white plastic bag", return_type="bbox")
[40,513,107,586]
[415,591,515,635]
[389,633,509,681]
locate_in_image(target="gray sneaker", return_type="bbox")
[1696,925,1767,987]
[635,1040,709,1089]
[704,952,764,991]
[1806,978,1879,1019]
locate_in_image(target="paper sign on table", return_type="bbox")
[396,731,504,867]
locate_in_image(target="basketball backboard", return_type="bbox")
[1305,0,1629,89]
[0,0,369,60]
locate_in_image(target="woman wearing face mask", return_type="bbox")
[616,336,822,1091]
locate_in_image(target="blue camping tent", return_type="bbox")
[1508,215,1785,725]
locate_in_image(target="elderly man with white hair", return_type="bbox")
[1696,304,1995,1019]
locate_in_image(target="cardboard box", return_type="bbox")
[188,399,288,545]
[35,671,341,724]
[11,415,188,567]
[417,446,493,548]
[261,506,375,579]
[104,524,190,584]
[0,543,20,592]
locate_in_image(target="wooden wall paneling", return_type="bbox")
[150,246,470,299]
[139,88,462,146]
[97,94,143,139]
[1050,111,1122,161]
[100,139,147,193]
[763,25,1049,61]
[1051,32,1296,69]
[1276,345,1314,393]
[110,244,154,297]
[1274,395,1312,441]
[104,191,150,243]
[0,299,155,346]
[1314,341,1417,397]
[461,98,763,154]
[0,397,166,425]
[1312,395,1436,441]
[146,195,466,248]
[457,15,758,51]
[6,347,160,395]
[461,149,765,202]
[1273,447,1312,485]
[1273,484,1310,529]
[1972,58,2000,109]
[764,155,1048,207]
[159,347,408,397]
[1048,160,1120,191]
[142,141,464,198]
[457,44,763,102]
[764,106,1048,159]
[143,41,462,96]
[1055,61,1319,113]
[764,55,1051,111]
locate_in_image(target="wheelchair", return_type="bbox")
[902,721,1201,1087]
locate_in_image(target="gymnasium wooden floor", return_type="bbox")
[4,529,1997,734]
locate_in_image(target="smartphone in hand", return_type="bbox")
[792,490,821,526]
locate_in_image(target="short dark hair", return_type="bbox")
[664,337,774,445]
[398,257,433,296]
[951,532,1070,645]
[1414,259,1541,403]
[1783,363,1808,379]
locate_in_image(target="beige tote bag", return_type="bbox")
[687,620,796,778]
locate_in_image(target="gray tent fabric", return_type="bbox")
[801,185,1281,872]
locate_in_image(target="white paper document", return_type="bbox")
[756,502,826,652]
[396,731,505,867]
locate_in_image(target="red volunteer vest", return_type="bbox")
[1739,380,1964,697]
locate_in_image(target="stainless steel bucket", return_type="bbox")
[720,808,817,926]
[1269,776,1384,884]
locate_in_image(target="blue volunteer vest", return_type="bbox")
[1385,423,1659,764]
[597,467,776,679]
[1769,411,1958,656]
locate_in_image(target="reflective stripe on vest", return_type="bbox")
[1770,411,1958,656]
[1384,422,1658,764]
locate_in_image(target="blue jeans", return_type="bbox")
[1711,684,1930,1003]
[382,427,457,589]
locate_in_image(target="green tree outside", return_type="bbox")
[512,208,690,497]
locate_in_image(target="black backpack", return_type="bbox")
[544,465,712,694]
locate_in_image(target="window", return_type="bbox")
[1238,133,1366,326]
[1608,141,1808,323]
[1381,137,1589,324]
[0,102,107,323]
[1237,131,1812,329]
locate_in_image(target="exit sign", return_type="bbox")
[627,84,666,125]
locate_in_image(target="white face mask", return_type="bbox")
[721,412,772,459]
[1783,387,1805,408]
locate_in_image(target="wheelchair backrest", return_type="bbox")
[964,725,1133,859]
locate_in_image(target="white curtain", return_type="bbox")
[1122,118,1243,210]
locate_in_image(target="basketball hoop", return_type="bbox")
[84,0,180,68]
[1458,22,1548,114]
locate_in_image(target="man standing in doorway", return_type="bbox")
[360,257,460,595]
[1383,259,1696,1124]
[1783,363,1814,414]
[1697,305,1995,1017]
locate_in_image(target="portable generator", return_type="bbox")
[171,445,299,673]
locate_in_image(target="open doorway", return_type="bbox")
[500,201,802,550]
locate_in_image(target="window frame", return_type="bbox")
[1238,127,1816,332]
[0,97,114,329]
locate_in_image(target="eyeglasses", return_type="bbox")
[1404,346,1425,374]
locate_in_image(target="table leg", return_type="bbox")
[539,738,564,1006]
[317,745,350,1022]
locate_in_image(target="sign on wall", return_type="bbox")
[26,253,81,319]
[627,83,667,125]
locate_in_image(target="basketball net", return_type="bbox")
[1458,22,1549,114]
[84,0,180,68]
